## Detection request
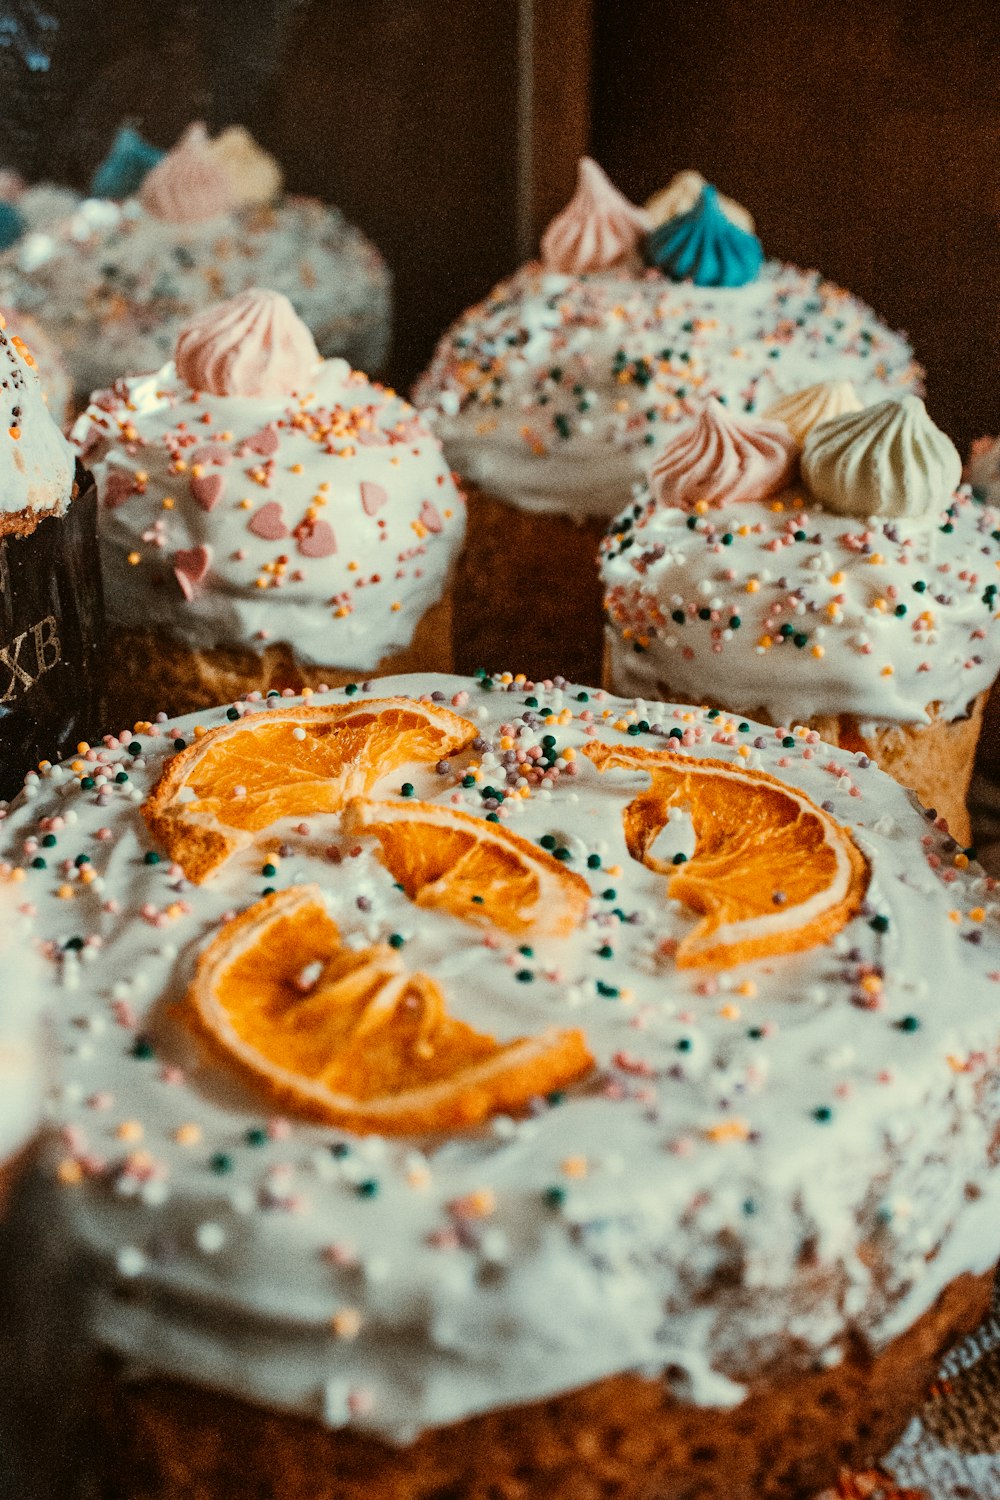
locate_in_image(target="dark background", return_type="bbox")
[1,0,997,447]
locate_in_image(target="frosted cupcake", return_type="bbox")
[0,123,392,401]
[1,305,73,427]
[3,672,1000,1499]
[71,288,464,726]
[0,320,105,798]
[415,160,923,686]
[602,387,999,845]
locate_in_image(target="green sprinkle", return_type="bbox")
[553,847,571,861]
[676,1037,692,1052]
[245,1127,268,1147]
[131,1038,154,1060]
[261,886,276,896]
[524,696,538,708]
[462,775,476,788]
[539,834,557,850]
[41,834,57,848]
[897,1015,920,1033]
[261,863,277,878]
[356,1179,380,1198]
[30,857,46,870]
[869,914,889,934]
[80,778,95,790]
[173,738,186,751]
[544,1185,567,1208]
[596,980,619,998]
[812,1105,833,1124]
[400,782,414,798]
[210,1153,234,1174]
[671,852,687,865]
[782,736,795,749]
[129,739,144,753]
[587,853,601,869]
[518,945,534,957]
[575,692,589,702]
[471,895,484,905]
[737,722,749,733]
[730,616,741,629]
[144,851,161,866]
[894,604,907,617]
[515,969,534,983]
[388,934,405,949]
[115,771,129,784]
[597,944,614,959]
[602,888,617,900]
[344,683,358,695]
[226,709,240,722]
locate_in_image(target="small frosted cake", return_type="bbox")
[602,387,998,845]
[0,321,105,799]
[0,123,392,401]
[4,670,999,1499]
[72,289,464,726]
[415,160,923,686]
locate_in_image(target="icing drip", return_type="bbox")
[0,321,75,514]
[208,126,284,208]
[648,397,798,511]
[139,123,236,224]
[802,396,962,520]
[646,185,764,288]
[174,288,322,398]
[646,170,754,233]
[90,125,165,200]
[540,157,650,276]
[763,381,864,446]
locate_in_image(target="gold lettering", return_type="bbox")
[32,614,61,675]
[0,631,33,704]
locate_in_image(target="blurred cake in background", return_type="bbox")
[0,898,43,1210]
[0,122,392,402]
[601,388,998,845]
[72,288,463,727]
[0,320,105,800]
[415,159,923,685]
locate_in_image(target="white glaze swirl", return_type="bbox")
[763,380,864,446]
[802,397,962,521]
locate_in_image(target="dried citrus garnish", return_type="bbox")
[583,743,868,968]
[185,885,593,1133]
[344,799,591,937]
[144,698,476,882]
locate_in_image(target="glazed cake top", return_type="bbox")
[0,124,392,395]
[0,317,74,517]
[71,290,464,669]
[413,162,923,522]
[602,390,1000,725]
[3,670,999,1442]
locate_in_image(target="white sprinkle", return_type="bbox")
[195,1222,226,1254]
[116,1246,147,1279]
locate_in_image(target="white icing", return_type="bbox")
[71,362,465,669]
[602,483,1000,725]
[0,194,392,400]
[414,262,923,521]
[0,899,43,1164]
[2,672,999,1445]
[0,323,75,515]
[802,397,963,522]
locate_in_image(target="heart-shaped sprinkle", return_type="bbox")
[243,425,280,457]
[361,480,388,515]
[190,442,232,468]
[296,518,337,558]
[173,544,212,600]
[103,468,137,509]
[419,500,443,533]
[248,501,289,540]
[191,472,225,512]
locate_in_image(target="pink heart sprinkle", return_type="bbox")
[248,501,289,540]
[243,425,280,457]
[190,472,225,512]
[173,544,212,601]
[190,443,232,468]
[419,500,443,533]
[103,469,137,509]
[296,519,337,559]
[361,480,388,516]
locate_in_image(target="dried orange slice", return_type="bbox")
[344,799,591,937]
[144,698,477,883]
[583,743,868,968]
[185,885,593,1133]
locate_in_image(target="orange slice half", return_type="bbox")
[344,799,592,938]
[583,743,868,968]
[144,698,477,883]
[185,885,593,1133]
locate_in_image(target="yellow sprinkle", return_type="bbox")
[828,571,845,585]
[706,1119,750,1143]
[737,744,750,758]
[880,665,894,677]
[331,1307,363,1340]
[390,601,401,612]
[953,853,970,870]
[811,644,825,659]
[737,980,757,998]
[745,578,760,593]
[127,551,141,566]
[561,1155,589,1179]
[161,497,174,510]
[860,974,882,995]
[613,719,629,732]
[719,1003,741,1020]
[57,1159,84,1185]
[969,906,986,923]
[56,884,74,901]
[174,1123,202,1146]
[948,910,961,924]
[605,865,622,877]
[116,1121,144,1143]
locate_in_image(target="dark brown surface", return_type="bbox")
[591,0,1000,454]
[86,1269,993,1500]
[0,462,106,799]
[452,489,607,685]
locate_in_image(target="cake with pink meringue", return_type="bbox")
[601,385,1000,844]
[0,123,392,403]
[71,289,463,726]
[415,159,923,687]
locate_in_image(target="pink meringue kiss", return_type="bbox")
[649,399,798,512]
[174,288,321,399]
[540,157,650,276]
[139,122,237,224]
